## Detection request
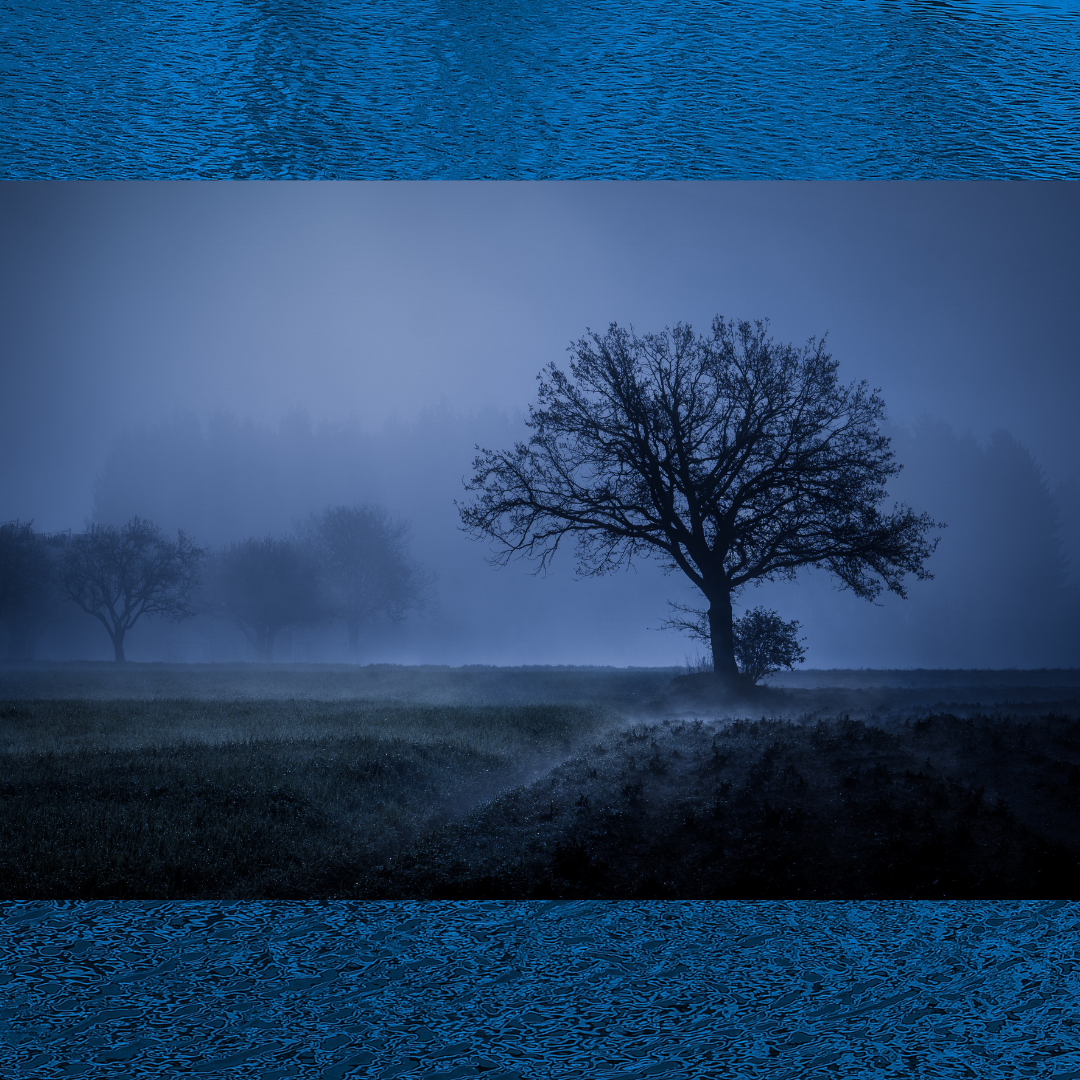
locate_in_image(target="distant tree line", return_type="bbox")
[0,505,430,662]
[0,521,67,660]
[88,402,1080,670]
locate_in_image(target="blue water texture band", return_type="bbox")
[2,0,1079,179]
[1,900,1077,1079]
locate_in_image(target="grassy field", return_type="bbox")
[0,696,618,899]
[0,661,680,707]
[2,663,1079,899]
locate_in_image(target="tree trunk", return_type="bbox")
[707,592,742,686]
[112,626,126,663]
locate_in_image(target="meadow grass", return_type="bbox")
[3,664,1080,899]
[0,698,619,899]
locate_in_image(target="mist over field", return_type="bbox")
[62,405,1074,669]
[5,405,1079,669]
[3,182,1080,899]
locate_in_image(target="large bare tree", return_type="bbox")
[61,517,203,662]
[459,317,940,686]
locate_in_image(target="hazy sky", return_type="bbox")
[2,181,1078,533]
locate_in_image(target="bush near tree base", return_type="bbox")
[733,607,807,684]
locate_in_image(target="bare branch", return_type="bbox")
[61,517,204,661]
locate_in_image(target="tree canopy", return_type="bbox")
[460,317,941,685]
[208,536,322,661]
[61,517,203,662]
[303,504,430,657]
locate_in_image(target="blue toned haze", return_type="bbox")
[3,0,1079,178]
[2,900,1077,1078]
[3,182,1079,667]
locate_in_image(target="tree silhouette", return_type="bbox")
[61,517,203,662]
[209,536,322,661]
[0,521,67,660]
[460,317,940,686]
[733,607,806,684]
[303,504,430,657]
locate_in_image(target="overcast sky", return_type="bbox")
[2,181,1078,533]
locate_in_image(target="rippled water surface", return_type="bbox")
[3,0,1079,177]
[2,901,1077,1078]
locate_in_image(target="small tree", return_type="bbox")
[303,504,431,657]
[734,607,806,684]
[460,317,940,689]
[209,536,322,660]
[61,517,203,662]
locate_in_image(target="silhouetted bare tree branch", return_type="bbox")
[460,317,941,685]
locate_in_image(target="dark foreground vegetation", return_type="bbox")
[380,712,1080,900]
[2,666,1080,899]
[0,697,615,900]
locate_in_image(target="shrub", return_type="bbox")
[733,607,807,684]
